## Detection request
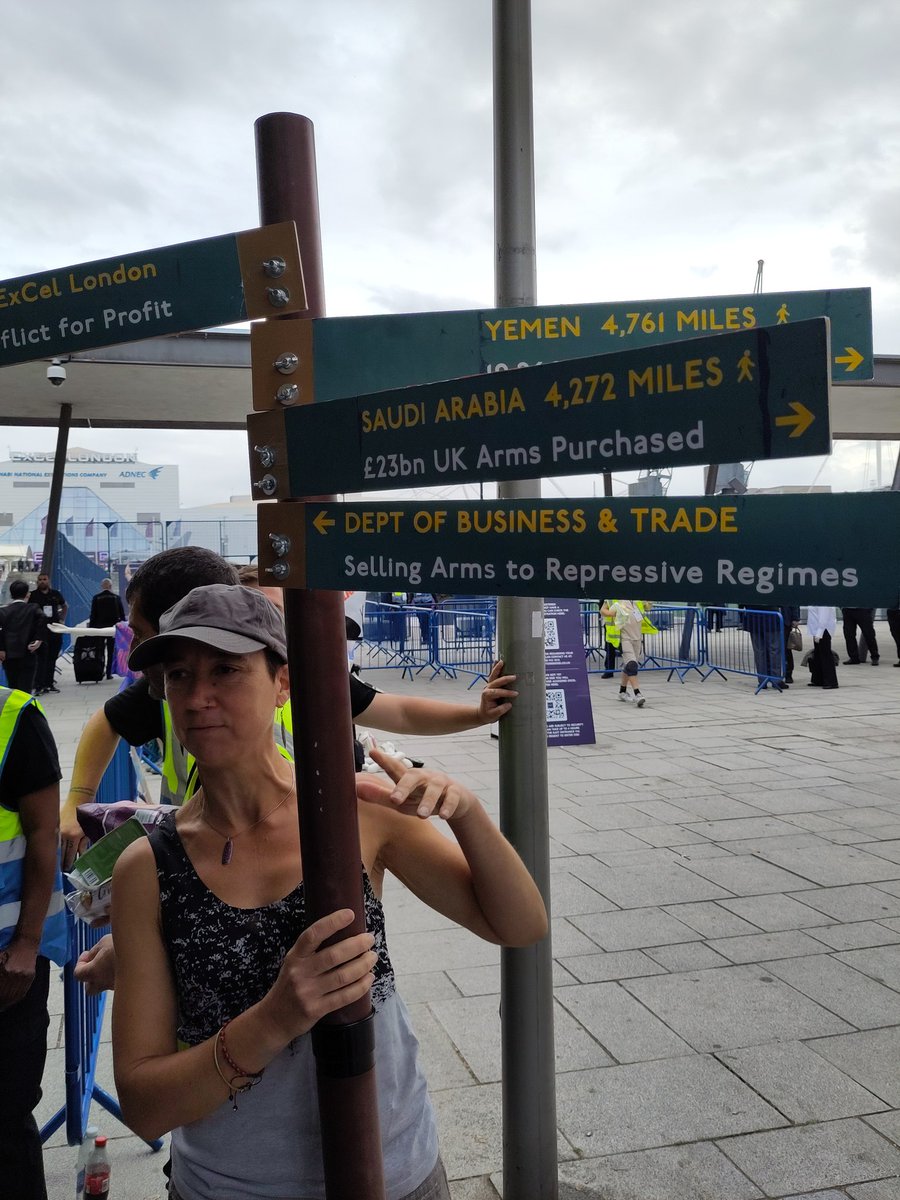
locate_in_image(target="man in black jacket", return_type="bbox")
[28,573,67,694]
[88,578,126,679]
[0,580,46,694]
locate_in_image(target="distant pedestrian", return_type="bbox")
[28,573,67,694]
[842,606,879,666]
[740,605,787,690]
[89,579,126,679]
[0,581,46,694]
[888,608,900,667]
[807,606,838,689]
[601,599,651,707]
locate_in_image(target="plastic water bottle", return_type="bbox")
[75,1125,99,1199]
[84,1135,111,1196]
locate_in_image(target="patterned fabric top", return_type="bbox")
[148,812,395,1046]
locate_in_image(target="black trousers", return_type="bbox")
[887,609,900,659]
[0,955,50,1200]
[3,655,38,694]
[37,632,63,690]
[842,607,879,662]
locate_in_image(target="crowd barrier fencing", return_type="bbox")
[702,607,786,693]
[353,599,788,694]
[637,606,706,682]
[354,599,497,687]
[40,741,163,1152]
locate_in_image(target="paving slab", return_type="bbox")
[717,892,837,931]
[789,885,900,923]
[808,1028,900,1106]
[757,842,900,886]
[556,949,667,984]
[643,941,731,971]
[624,964,854,1051]
[429,994,613,1082]
[835,944,900,991]
[683,854,820,895]
[568,859,733,907]
[555,981,693,1063]
[556,1141,765,1200]
[765,955,900,1028]
[555,1054,786,1157]
[569,906,702,951]
[848,1180,900,1199]
[661,900,761,938]
[864,1110,900,1145]
[716,1040,890,1122]
[716,1117,900,1195]
[809,922,900,952]
[708,930,827,963]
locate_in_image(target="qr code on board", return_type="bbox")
[546,688,568,722]
[544,618,560,650]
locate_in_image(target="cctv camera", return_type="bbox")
[46,359,67,387]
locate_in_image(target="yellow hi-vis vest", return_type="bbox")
[0,688,69,966]
[603,600,658,648]
[161,700,294,805]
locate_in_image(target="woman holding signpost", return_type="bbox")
[110,584,546,1200]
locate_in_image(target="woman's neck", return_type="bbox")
[193,751,294,828]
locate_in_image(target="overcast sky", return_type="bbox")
[1,1,898,504]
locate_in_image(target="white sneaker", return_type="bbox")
[618,691,629,702]
[635,694,646,708]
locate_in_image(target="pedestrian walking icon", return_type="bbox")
[737,350,755,382]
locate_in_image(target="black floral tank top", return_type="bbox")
[148,812,395,1046]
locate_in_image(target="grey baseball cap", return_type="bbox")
[128,583,287,670]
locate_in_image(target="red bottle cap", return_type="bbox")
[94,1135,108,1147]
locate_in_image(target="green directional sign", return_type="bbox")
[258,492,900,607]
[250,319,832,497]
[302,286,871,399]
[0,222,304,367]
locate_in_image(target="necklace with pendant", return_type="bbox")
[198,775,295,865]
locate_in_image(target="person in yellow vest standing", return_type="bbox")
[601,599,656,707]
[0,686,67,1199]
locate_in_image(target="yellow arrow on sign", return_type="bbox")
[313,510,335,535]
[834,346,864,372]
[775,401,815,438]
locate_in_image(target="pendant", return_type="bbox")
[222,838,234,866]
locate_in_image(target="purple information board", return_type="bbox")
[544,599,596,747]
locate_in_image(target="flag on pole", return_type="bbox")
[85,519,95,537]
[40,515,47,534]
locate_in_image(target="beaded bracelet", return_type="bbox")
[213,1023,263,1111]
[219,1019,265,1082]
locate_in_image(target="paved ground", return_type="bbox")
[35,625,900,1198]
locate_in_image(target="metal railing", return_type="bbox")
[40,742,163,1151]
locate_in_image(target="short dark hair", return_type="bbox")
[125,548,239,629]
[9,579,29,600]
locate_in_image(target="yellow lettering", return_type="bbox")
[628,367,653,397]
[720,506,738,533]
[706,357,723,387]
[484,320,502,341]
[742,306,757,328]
[677,309,699,331]
[544,317,559,338]
[561,316,580,338]
[725,306,740,329]
[650,508,669,533]
[503,319,518,340]
[684,359,703,389]
[631,506,649,532]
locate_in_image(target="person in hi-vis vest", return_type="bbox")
[601,600,657,707]
[0,686,67,1199]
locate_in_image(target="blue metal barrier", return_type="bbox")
[639,605,705,682]
[581,601,603,665]
[430,600,497,685]
[41,740,163,1151]
[702,607,785,693]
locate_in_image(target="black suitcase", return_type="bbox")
[73,636,105,683]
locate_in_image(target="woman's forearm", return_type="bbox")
[448,803,548,947]
[116,1001,288,1140]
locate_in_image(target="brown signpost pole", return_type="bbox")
[255,112,386,1200]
